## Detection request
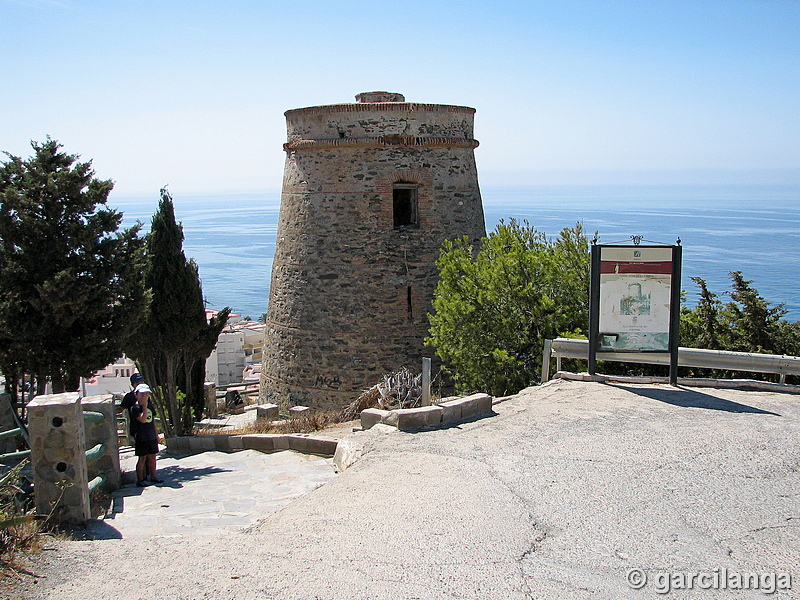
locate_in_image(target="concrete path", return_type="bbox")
[10,379,800,600]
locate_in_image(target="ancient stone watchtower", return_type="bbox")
[260,92,485,410]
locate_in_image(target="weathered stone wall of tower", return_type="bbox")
[260,93,485,410]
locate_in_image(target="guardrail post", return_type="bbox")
[28,392,90,524]
[421,358,432,406]
[204,382,218,418]
[542,339,552,382]
[81,394,120,492]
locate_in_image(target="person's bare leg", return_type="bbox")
[136,456,147,483]
[147,454,157,480]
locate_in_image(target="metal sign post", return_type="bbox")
[589,236,682,385]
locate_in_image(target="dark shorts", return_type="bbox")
[134,438,159,456]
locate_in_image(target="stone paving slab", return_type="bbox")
[93,447,337,538]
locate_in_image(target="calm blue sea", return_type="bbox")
[110,184,800,323]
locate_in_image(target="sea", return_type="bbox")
[109,184,800,323]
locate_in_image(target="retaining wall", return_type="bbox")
[361,393,493,431]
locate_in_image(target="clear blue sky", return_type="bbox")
[2,0,798,196]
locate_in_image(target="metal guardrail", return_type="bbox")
[83,411,107,494]
[0,427,23,441]
[0,449,32,461]
[87,473,107,494]
[543,338,800,383]
[83,411,105,424]
[0,393,30,463]
[0,428,31,462]
[1,406,110,464]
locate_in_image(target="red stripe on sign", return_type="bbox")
[600,261,673,274]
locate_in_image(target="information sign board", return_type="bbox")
[588,241,682,384]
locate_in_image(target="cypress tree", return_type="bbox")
[125,187,229,436]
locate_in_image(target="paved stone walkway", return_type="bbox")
[92,446,338,539]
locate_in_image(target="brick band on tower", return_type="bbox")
[259,92,486,410]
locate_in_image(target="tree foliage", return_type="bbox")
[681,272,800,378]
[124,188,229,437]
[680,277,724,351]
[0,139,147,398]
[427,220,590,396]
[427,214,798,392]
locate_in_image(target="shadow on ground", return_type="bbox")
[611,384,781,416]
[153,464,231,486]
[67,520,124,541]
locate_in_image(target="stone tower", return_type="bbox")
[260,92,485,410]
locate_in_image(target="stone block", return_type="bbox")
[188,436,217,452]
[272,434,291,450]
[214,436,232,451]
[256,403,280,420]
[460,393,492,419]
[289,405,310,416]
[240,435,276,452]
[438,398,463,425]
[228,435,244,450]
[360,408,389,430]
[287,435,338,456]
[388,406,443,431]
[420,405,444,428]
[332,435,361,473]
[204,382,218,418]
[165,437,191,453]
[381,410,400,427]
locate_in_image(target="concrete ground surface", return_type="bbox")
[7,379,800,600]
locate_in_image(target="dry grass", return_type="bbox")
[339,387,380,422]
[0,518,46,581]
[340,368,431,420]
[201,410,340,436]
[0,461,48,582]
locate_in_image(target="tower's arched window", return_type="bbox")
[393,183,419,228]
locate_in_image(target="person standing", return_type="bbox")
[129,383,163,487]
[119,372,145,415]
[120,373,158,483]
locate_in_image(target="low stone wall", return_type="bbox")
[360,393,493,432]
[166,433,338,457]
[166,393,495,459]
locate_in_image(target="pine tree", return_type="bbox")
[0,139,147,398]
[722,271,786,354]
[427,220,590,396]
[125,187,229,436]
[681,277,724,350]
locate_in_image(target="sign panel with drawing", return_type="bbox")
[588,240,682,384]
[598,246,674,352]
